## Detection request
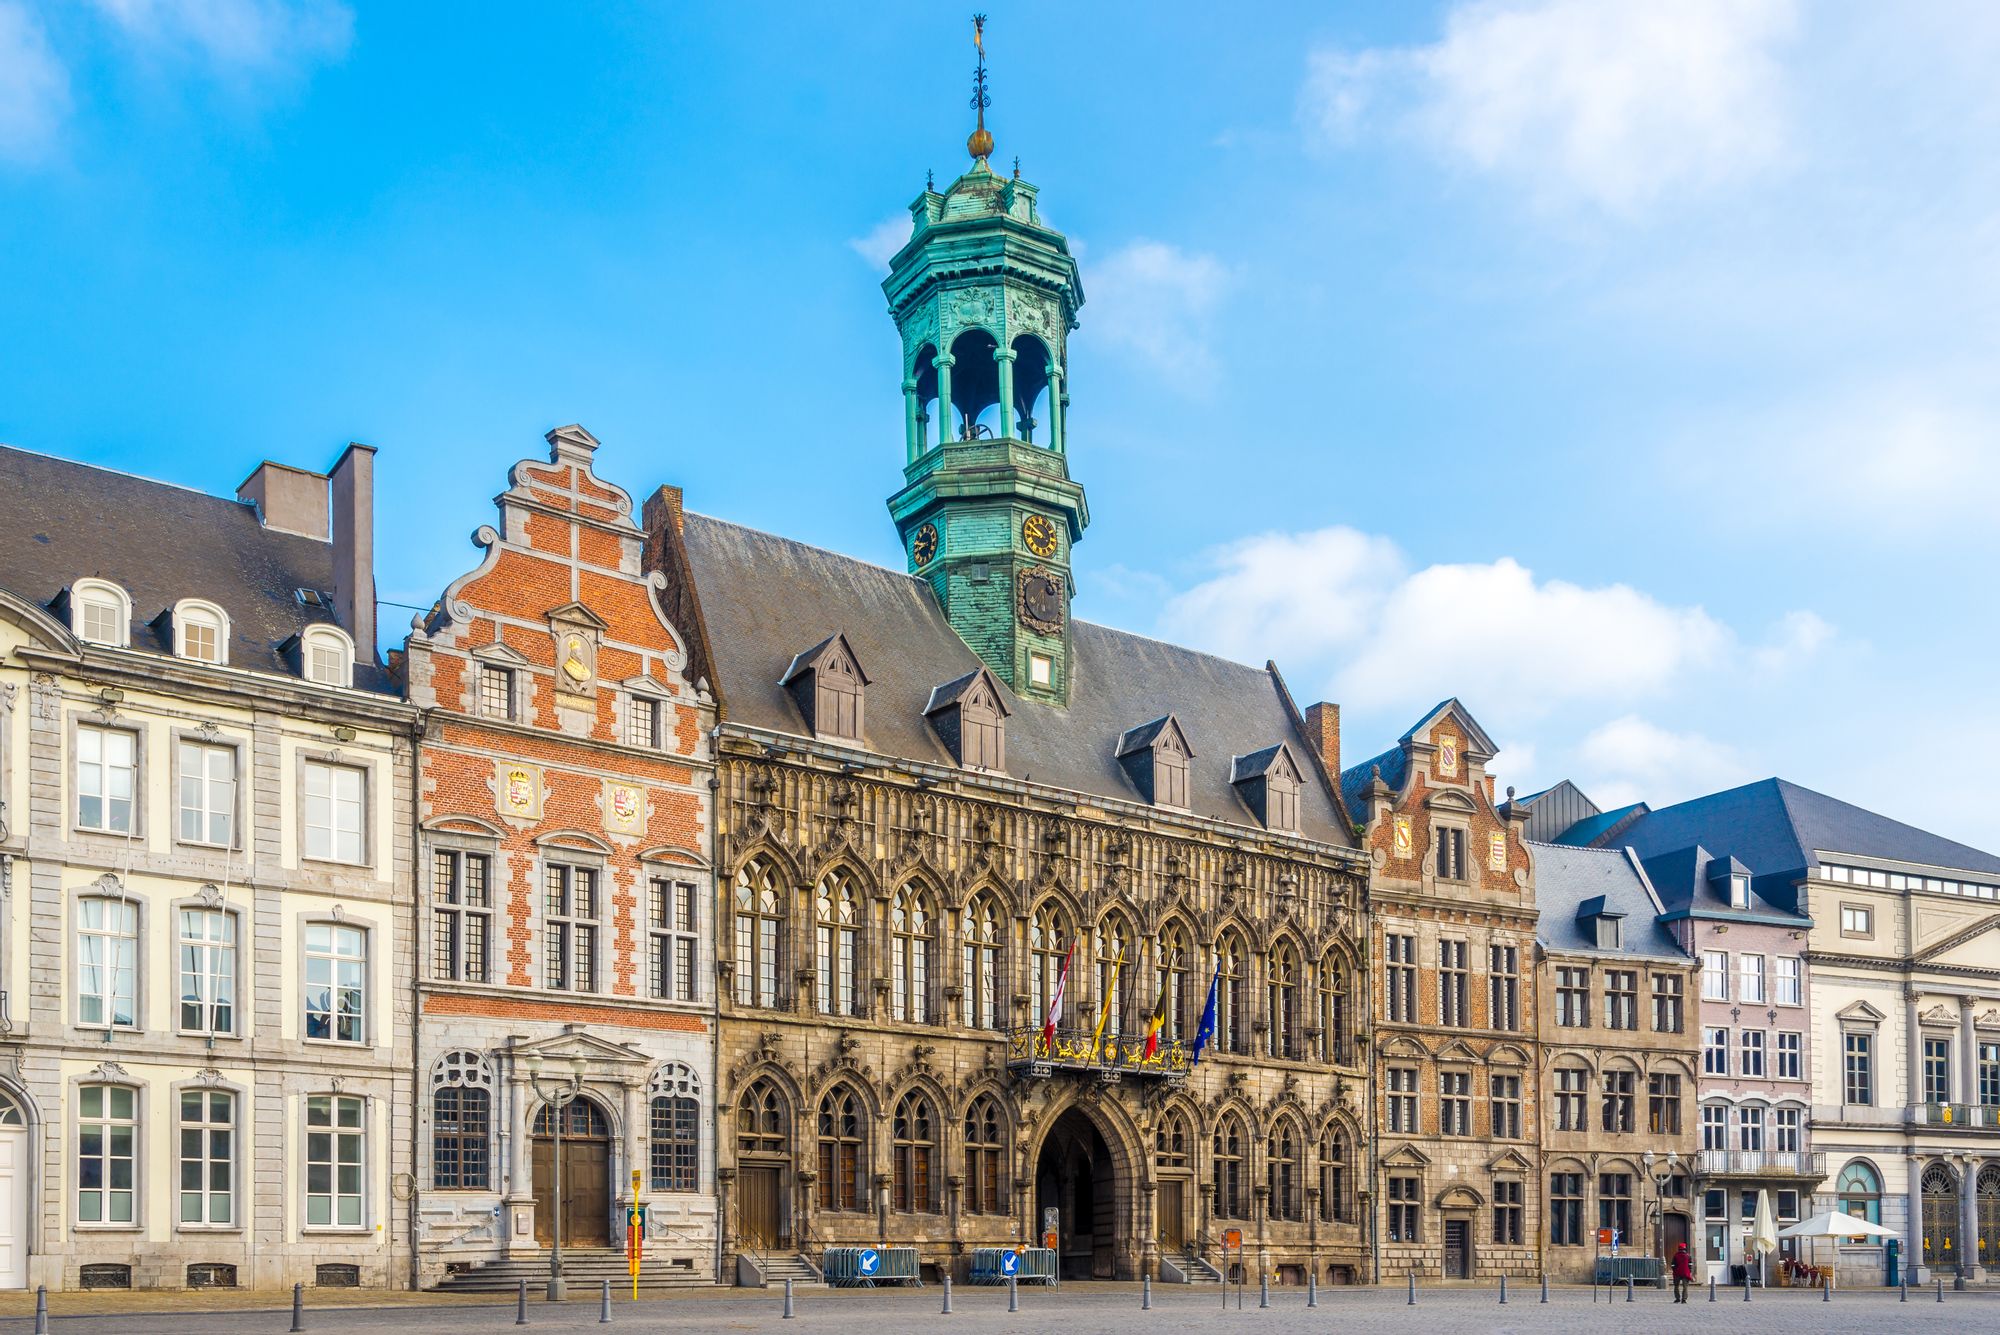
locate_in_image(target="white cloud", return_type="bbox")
[848,214,908,269]
[91,0,352,70]
[1161,526,1731,716]
[1302,0,1799,214]
[1575,714,1749,809]
[0,2,69,163]
[1085,239,1231,389]
[1751,609,1833,674]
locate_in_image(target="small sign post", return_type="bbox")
[1223,1228,1243,1311]
[627,1169,644,1301]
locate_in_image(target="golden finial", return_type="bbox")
[967,14,994,163]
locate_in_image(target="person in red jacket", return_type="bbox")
[1671,1242,1695,1303]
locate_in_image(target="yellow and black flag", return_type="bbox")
[1141,972,1170,1060]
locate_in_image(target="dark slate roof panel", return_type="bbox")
[1555,802,1650,847]
[678,513,1352,843]
[1338,744,1406,823]
[1530,841,1683,959]
[0,445,391,691]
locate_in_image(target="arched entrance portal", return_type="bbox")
[1035,1108,1122,1280]
[532,1096,612,1248]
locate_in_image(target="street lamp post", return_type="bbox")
[525,1053,587,1302]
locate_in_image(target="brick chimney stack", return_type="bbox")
[1302,701,1341,780]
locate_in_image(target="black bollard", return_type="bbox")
[1541,1272,1549,1304]
[1937,1276,1944,1303]
[1708,1274,1716,1303]
[783,1277,795,1319]
[516,1279,528,1326]
[1900,1276,1907,1302]
[34,1286,49,1335]
[1259,1272,1270,1309]
[1408,1270,1416,1305]
[289,1282,303,1334]
[1142,1273,1152,1310]
[600,1278,611,1323]
[1499,1274,1508,1304]
[1626,1276,1634,1303]
[1743,1275,1751,1303]
[1008,1275,1019,1313]
[941,1273,953,1315]
[1307,1271,1317,1309]
[1823,1276,1831,1303]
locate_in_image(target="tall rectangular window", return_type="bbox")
[1774,955,1801,1006]
[1550,1173,1583,1245]
[1739,1029,1766,1077]
[1701,1103,1727,1151]
[1651,973,1684,1033]
[1737,1104,1764,1152]
[1488,944,1519,1031]
[1385,934,1416,1023]
[76,725,137,834]
[1647,1073,1682,1135]
[178,1089,234,1225]
[1493,1179,1524,1245]
[77,897,138,1028]
[1601,1070,1635,1133]
[1923,1036,1951,1105]
[627,696,662,748]
[305,1094,365,1227]
[431,850,491,983]
[1701,950,1729,1001]
[1387,1067,1418,1134]
[1774,1107,1801,1154]
[1387,1176,1420,1243]
[177,908,235,1036]
[1438,939,1468,1027]
[1439,1070,1471,1136]
[176,741,235,846]
[1603,971,1637,1030]
[1556,967,1589,1027]
[1489,1074,1521,1140]
[1737,954,1766,1004]
[1434,827,1466,880]
[544,864,599,992]
[1843,1031,1873,1105]
[478,665,515,720]
[1703,1026,1730,1076]
[302,761,364,863]
[649,878,698,1002]
[1981,1042,2000,1106]
[77,1084,136,1224]
[1776,1030,1802,1080]
[1555,1068,1586,1131]
[1599,1174,1632,1238]
[304,923,366,1043]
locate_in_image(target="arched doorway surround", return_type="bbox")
[1030,1102,1142,1280]
[532,1095,613,1248]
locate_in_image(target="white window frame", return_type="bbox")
[72,578,131,648]
[1701,950,1729,1001]
[1776,1029,1802,1080]
[302,759,366,865]
[77,1083,138,1226]
[1703,1025,1730,1076]
[1740,1028,1766,1077]
[300,625,355,688]
[172,598,230,666]
[177,906,237,1037]
[626,693,663,749]
[1736,954,1766,1004]
[649,875,699,1002]
[303,922,367,1044]
[1701,1102,1728,1152]
[176,738,238,848]
[304,1093,367,1229]
[1774,955,1801,1006]
[76,724,139,835]
[77,895,139,1029]
[177,1087,236,1228]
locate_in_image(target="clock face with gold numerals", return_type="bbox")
[1021,514,1059,560]
[911,523,939,567]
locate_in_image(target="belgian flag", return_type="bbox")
[1141,973,1170,1059]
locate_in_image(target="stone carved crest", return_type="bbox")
[196,883,224,908]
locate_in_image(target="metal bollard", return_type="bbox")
[941,1273,953,1315]
[1307,1270,1317,1309]
[1708,1275,1716,1303]
[783,1277,795,1319]
[1499,1273,1507,1304]
[1900,1276,1907,1302]
[1742,1275,1751,1303]
[1822,1276,1831,1303]
[1142,1273,1152,1310]
[1008,1275,1019,1313]
[600,1278,612,1323]
[1408,1270,1416,1305]
[1937,1276,1945,1303]
[289,1282,303,1334]
[1541,1272,1549,1304]
[516,1279,529,1326]
[34,1286,49,1335]
[1259,1272,1269,1309]
[1626,1276,1634,1303]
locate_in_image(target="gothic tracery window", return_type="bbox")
[1030,902,1071,1028]
[1094,911,1132,1042]
[737,1078,789,1157]
[1155,921,1191,1047]
[648,1062,701,1194]
[963,1094,1005,1215]
[817,1085,866,1212]
[814,869,862,1017]
[961,893,1001,1029]
[1217,932,1248,1055]
[733,858,783,1008]
[431,1050,493,1190]
[890,884,933,1023]
[1317,952,1346,1064]
[892,1092,936,1213]
[1267,1118,1301,1220]
[1212,1113,1247,1218]
[1268,942,1301,1060]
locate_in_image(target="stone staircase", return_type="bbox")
[434,1248,715,1295]
[1162,1251,1225,1283]
[737,1251,823,1287]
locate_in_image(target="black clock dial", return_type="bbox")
[911,523,939,566]
[1021,514,1059,559]
[1023,571,1064,626]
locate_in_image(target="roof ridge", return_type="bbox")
[0,442,245,505]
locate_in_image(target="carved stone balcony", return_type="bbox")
[1004,1025,1189,1084]
[1909,1102,2000,1130]
[1695,1150,1827,1179]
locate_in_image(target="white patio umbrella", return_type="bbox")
[1778,1210,1901,1286]
[1749,1189,1779,1284]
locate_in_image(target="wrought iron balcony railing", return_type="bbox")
[1004,1025,1191,1082]
[1695,1150,1827,1178]
[1911,1102,2000,1129]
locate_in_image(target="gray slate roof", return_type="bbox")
[678,513,1352,844]
[0,445,388,691]
[1338,744,1406,823]
[1530,840,1684,960]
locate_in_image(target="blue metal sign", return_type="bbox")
[1000,1250,1021,1276]
[858,1249,881,1276]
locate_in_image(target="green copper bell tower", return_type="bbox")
[884,16,1088,705]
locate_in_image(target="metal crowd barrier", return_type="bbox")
[822,1246,924,1287]
[1594,1256,1666,1287]
[967,1247,1059,1286]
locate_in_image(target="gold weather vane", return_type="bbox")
[967,14,994,163]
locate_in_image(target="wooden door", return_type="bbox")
[1443,1219,1470,1278]
[531,1098,613,1249]
[1157,1180,1186,1252]
[1663,1212,1690,1261]
[0,1128,23,1288]
[738,1164,784,1249]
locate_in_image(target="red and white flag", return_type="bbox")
[1041,943,1074,1053]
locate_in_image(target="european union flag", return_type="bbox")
[1190,966,1221,1066]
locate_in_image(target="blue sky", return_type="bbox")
[4,2,1997,851]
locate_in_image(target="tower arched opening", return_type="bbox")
[947,328,1001,439]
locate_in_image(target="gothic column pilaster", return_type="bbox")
[994,348,1017,439]
[1908,1153,1928,1283]
[1046,365,1064,453]
[902,379,921,462]
[933,355,956,447]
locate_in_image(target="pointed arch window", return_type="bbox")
[1268,942,1301,1060]
[1155,924,1191,1050]
[815,870,863,1017]
[892,1092,936,1213]
[889,884,933,1024]
[1030,903,1071,1027]
[648,1063,700,1193]
[1267,1120,1301,1221]
[733,859,784,1008]
[1212,1113,1247,1219]
[1094,912,1132,1042]
[816,1086,866,1212]
[963,1094,1005,1215]
[430,1051,493,1190]
[961,894,1002,1029]
[1217,932,1248,1055]
[1155,1108,1191,1170]
[1317,953,1346,1064]
[737,1078,789,1157]
[1317,1125,1349,1224]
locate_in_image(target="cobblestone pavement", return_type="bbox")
[4,1281,1996,1335]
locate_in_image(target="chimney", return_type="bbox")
[329,443,377,664]
[1302,701,1341,779]
[237,461,330,540]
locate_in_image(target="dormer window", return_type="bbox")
[1117,715,1194,809]
[924,667,1010,771]
[1706,856,1753,910]
[1230,743,1303,833]
[1576,896,1627,950]
[300,626,355,688]
[173,599,229,665]
[1730,874,1750,910]
[781,633,868,743]
[72,579,131,648]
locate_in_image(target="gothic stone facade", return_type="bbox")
[402,427,717,1287]
[1344,700,1540,1282]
